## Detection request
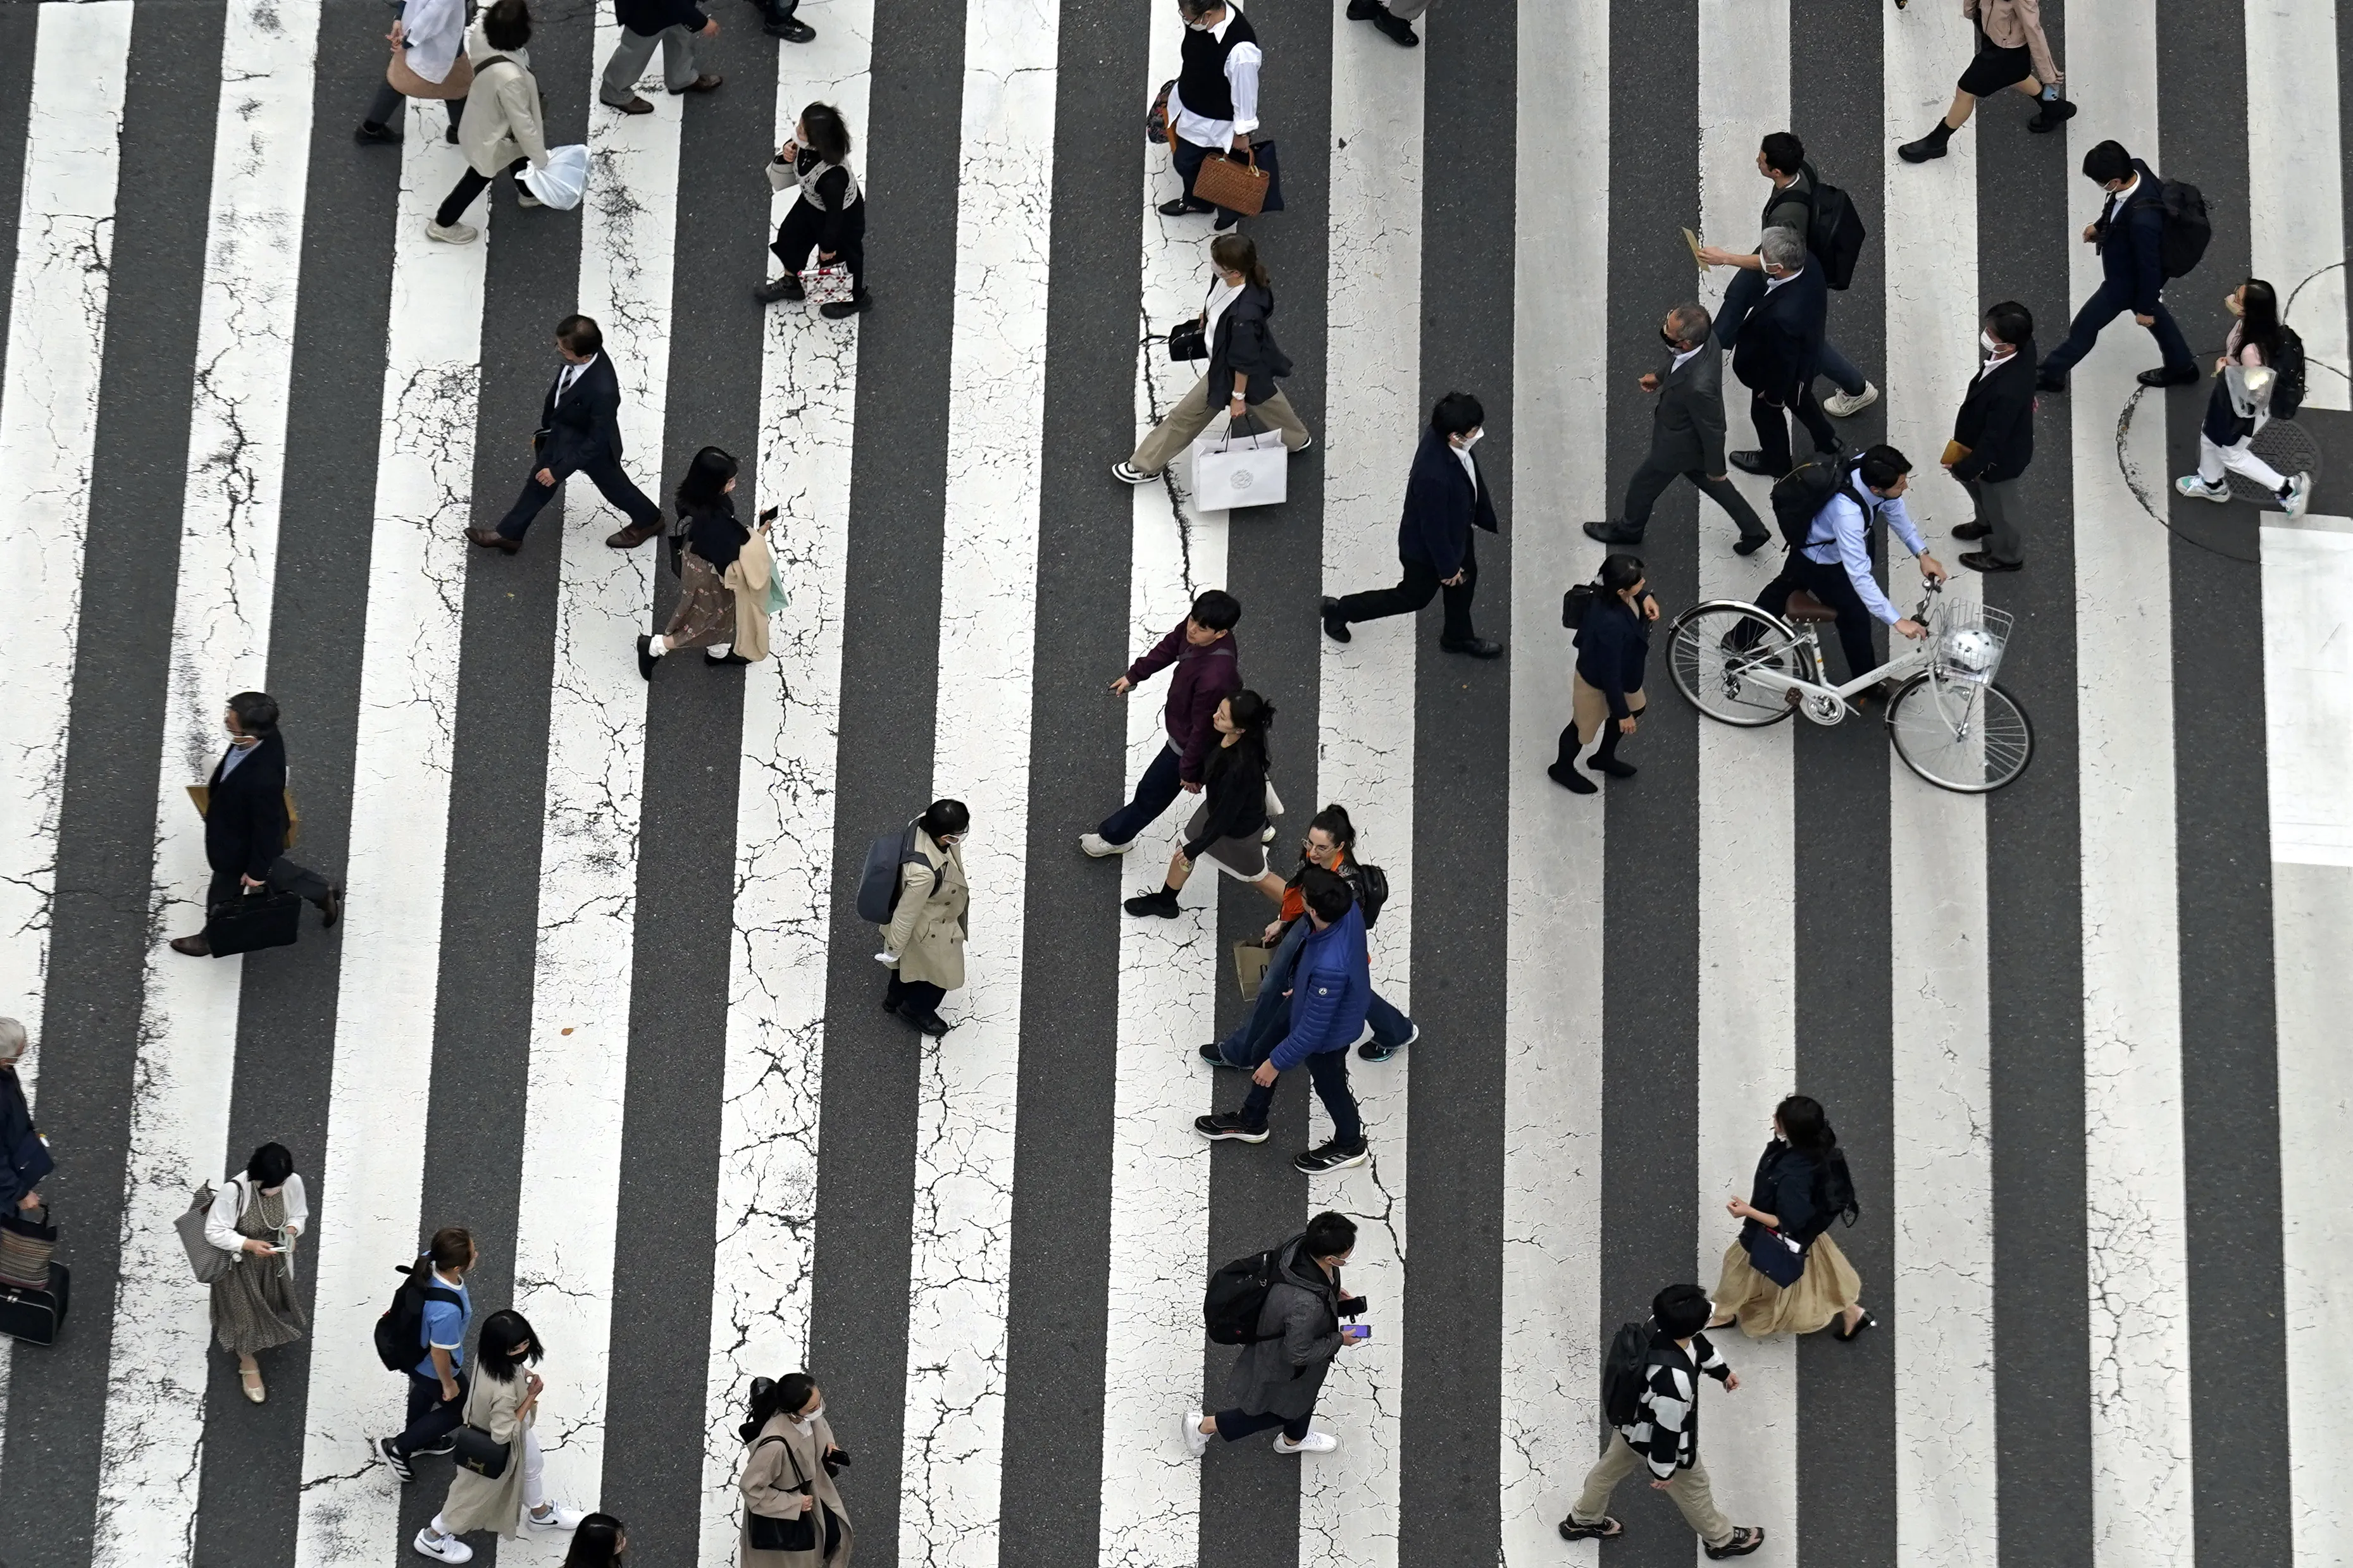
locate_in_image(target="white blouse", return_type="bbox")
[204,1173,309,1256]
[401,0,468,85]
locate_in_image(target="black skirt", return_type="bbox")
[1958,41,2035,94]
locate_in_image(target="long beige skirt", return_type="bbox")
[1710,1232,1862,1338]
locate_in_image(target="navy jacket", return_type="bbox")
[2094,161,2170,318]
[536,354,628,474]
[1728,263,1827,403]
[204,733,291,881]
[1573,594,1653,720]
[1397,429,1499,578]
[1268,903,1371,1070]
[615,0,708,36]
[0,1067,49,1209]
[1205,283,1293,409]
[1950,340,2037,484]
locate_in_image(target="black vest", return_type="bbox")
[1177,10,1257,123]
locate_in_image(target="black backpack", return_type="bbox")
[1602,1319,1659,1427]
[372,1257,462,1374]
[1769,454,1858,553]
[2153,178,2210,279]
[1562,582,1598,629]
[1204,1247,1287,1345]
[1801,164,1868,290]
[854,822,933,925]
[1355,862,1390,929]
[2269,324,2307,419]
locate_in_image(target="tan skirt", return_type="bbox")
[1710,1232,1862,1338]
[387,44,472,100]
[664,550,736,649]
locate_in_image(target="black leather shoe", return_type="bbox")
[896,1004,949,1037]
[1959,550,2023,574]
[1320,596,1351,645]
[819,294,872,320]
[319,886,343,929]
[1158,197,1215,218]
[170,934,213,957]
[466,527,520,554]
[1734,532,1772,556]
[1369,8,1419,44]
[354,120,402,145]
[2138,364,2199,388]
[1439,637,1503,660]
[1546,762,1597,795]
[1896,132,1949,164]
[1950,521,1990,540]
[1582,521,1644,545]
[1727,450,1780,478]
[1346,0,1379,13]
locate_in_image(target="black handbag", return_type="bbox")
[0,1257,68,1345]
[1168,319,1207,362]
[202,887,301,958]
[451,1377,511,1479]
[744,1433,819,1552]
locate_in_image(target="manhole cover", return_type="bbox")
[2226,417,2323,503]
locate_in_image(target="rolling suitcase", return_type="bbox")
[0,1261,69,1346]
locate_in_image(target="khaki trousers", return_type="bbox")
[1568,1433,1735,1548]
[1129,375,1310,476]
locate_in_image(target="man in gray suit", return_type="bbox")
[1586,302,1772,555]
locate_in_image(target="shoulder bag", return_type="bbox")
[177,1182,236,1286]
[452,1373,512,1479]
[744,1433,819,1552]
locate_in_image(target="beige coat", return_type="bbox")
[435,1368,534,1536]
[739,1412,854,1567]
[880,829,967,990]
[1964,0,2059,85]
[456,20,550,178]
[724,531,776,663]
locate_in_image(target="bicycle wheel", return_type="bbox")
[1885,675,2033,791]
[1667,602,1814,727]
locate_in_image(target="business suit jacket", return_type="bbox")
[536,355,626,474]
[205,734,290,881]
[1396,428,1499,579]
[2093,161,2169,318]
[1950,338,2037,483]
[1729,264,1827,403]
[1649,347,1731,476]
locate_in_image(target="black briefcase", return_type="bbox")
[0,1261,70,1346]
[203,889,302,957]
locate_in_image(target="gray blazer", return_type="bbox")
[1220,1239,1346,1421]
[1648,347,1731,477]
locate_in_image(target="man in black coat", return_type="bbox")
[170,693,340,958]
[1586,302,1770,553]
[2036,140,2196,392]
[1723,228,1839,479]
[470,315,666,555]
[1321,391,1503,658]
[597,0,722,114]
[1947,301,2038,572]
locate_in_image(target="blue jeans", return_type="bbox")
[1098,741,1183,848]
[1215,920,1414,1067]
[1815,337,1867,398]
[2039,278,2194,380]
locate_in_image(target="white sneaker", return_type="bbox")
[1260,824,1277,843]
[2282,471,2313,521]
[1272,1429,1339,1454]
[425,219,479,245]
[2174,473,2231,504]
[1822,381,1879,417]
[413,1528,475,1563]
[1078,832,1132,858]
[523,1502,587,1532]
[1112,462,1155,485]
[1180,1409,1211,1459]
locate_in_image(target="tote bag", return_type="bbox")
[1192,421,1288,512]
[176,1183,235,1286]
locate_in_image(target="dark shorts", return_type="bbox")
[1958,41,2035,94]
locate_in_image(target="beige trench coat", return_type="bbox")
[724,530,776,663]
[739,1411,854,1567]
[435,1368,534,1536]
[880,829,967,990]
[455,21,550,178]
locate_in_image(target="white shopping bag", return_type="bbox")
[804,262,855,306]
[1191,421,1288,510]
[520,144,590,211]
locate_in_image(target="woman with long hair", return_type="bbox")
[2175,277,2312,517]
[1551,553,1659,795]
[413,1311,588,1562]
[1707,1094,1873,1340]
[1114,233,1313,483]
[1126,690,1277,918]
[758,102,870,318]
[638,447,770,677]
[562,1514,628,1567]
[739,1372,854,1565]
[205,1141,309,1404]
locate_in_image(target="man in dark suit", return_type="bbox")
[169,692,341,958]
[1321,391,1503,659]
[2035,140,2197,392]
[469,314,665,555]
[1947,301,2038,572]
[1585,302,1770,554]
[1722,228,1838,479]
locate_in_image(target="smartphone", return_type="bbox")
[1342,1324,1370,1342]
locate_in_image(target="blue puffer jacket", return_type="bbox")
[1268,904,1371,1070]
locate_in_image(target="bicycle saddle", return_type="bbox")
[1782,589,1839,622]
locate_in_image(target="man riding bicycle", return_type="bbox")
[1757,443,1947,689]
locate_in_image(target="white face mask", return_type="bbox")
[1980,331,2002,355]
[1455,429,1484,450]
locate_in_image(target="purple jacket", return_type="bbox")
[1127,623,1241,784]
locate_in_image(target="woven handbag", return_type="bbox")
[1189,145,1270,217]
[0,1205,56,1291]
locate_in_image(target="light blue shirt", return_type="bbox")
[1801,471,1928,625]
[218,741,256,779]
[417,1276,471,1379]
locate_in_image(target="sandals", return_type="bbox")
[1835,1311,1878,1343]
[1706,1526,1766,1559]
[1557,1516,1624,1541]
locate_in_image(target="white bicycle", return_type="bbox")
[1665,580,2035,793]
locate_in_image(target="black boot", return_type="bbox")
[1588,724,1637,779]
[1897,118,1955,164]
[1546,725,1598,794]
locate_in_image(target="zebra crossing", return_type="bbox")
[0,0,2350,1565]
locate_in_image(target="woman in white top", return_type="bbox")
[205,1142,308,1404]
[2174,278,2312,518]
[358,0,473,146]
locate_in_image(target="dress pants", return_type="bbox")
[206,855,332,916]
[1130,375,1310,476]
[495,452,662,541]
[1960,475,2025,565]
[391,1369,469,1457]
[1238,1047,1363,1145]
[599,23,698,104]
[1568,1434,1737,1549]
[1749,384,1838,476]
[1099,741,1184,847]
[1620,448,1768,541]
[2039,279,2194,380]
[1758,552,1881,682]
[1332,535,1480,643]
[1215,918,1413,1066]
